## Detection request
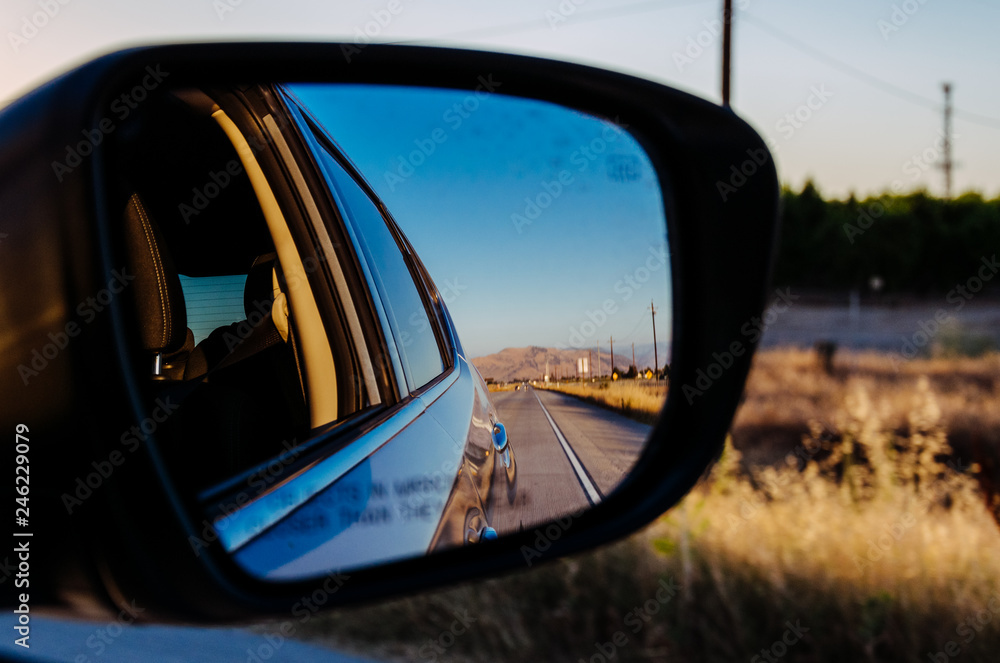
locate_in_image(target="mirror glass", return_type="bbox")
[107,81,671,580]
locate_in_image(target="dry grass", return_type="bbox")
[486,382,519,392]
[285,350,1000,662]
[538,380,668,425]
[733,349,1000,470]
[654,370,1000,660]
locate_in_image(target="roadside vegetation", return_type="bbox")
[776,183,1000,292]
[485,382,519,393]
[283,349,1000,662]
[537,379,668,426]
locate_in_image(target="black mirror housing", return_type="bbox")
[0,42,779,621]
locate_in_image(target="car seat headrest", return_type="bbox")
[122,193,188,358]
[244,252,279,318]
[244,252,290,343]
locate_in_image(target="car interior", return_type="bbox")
[103,86,359,492]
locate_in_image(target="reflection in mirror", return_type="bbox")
[108,81,670,581]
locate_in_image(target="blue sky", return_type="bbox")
[287,83,669,357]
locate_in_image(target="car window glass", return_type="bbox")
[313,146,446,393]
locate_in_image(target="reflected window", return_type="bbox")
[310,140,447,393]
[178,274,247,344]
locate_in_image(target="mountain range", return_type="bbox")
[470,344,669,383]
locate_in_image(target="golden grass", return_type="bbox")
[287,350,1000,662]
[486,382,519,392]
[538,380,668,425]
[736,348,1000,440]
[648,368,1000,660]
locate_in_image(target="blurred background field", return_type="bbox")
[278,347,1000,662]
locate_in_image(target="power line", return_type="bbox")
[392,0,711,45]
[390,2,1000,133]
[620,310,649,344]
[741,14,1000,131]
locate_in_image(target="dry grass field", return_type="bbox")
[485,382,520,393]
[285,349,1000,662]
[537,379,668,425]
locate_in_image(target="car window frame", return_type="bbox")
[313,140,451,393]
[277,86,455,397]
[184,86,399,502]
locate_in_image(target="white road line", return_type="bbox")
[533,390,602,505]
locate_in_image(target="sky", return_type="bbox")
[1,0,997,199]
[2,0,996,354]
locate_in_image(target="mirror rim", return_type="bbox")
[0,41,779,619]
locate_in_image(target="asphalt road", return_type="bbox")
[487,386,650,534]
[760,299,1000,352]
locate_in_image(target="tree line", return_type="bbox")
[774,182,1000,294]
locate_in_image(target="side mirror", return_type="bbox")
[492,423,509,454]
[0,42,778,620]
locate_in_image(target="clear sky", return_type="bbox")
[1,0,997,199]
[287,83,669,358]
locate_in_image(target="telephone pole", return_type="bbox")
[588,349,593,380]
[939,82,954,199]
[650,299,659,380]
[722,0,733,107]
[596,344,601,379]
[609,336,614,376]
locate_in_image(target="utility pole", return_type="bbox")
[722,0,733,107]
[938,82,954,199]
[588,349,593,380]
[609,336,614,376]
[596,344,601,380]
[650,299,659,380]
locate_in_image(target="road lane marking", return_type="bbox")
[533,390,603,505]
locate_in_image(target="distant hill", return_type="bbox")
[470,344,669,383]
